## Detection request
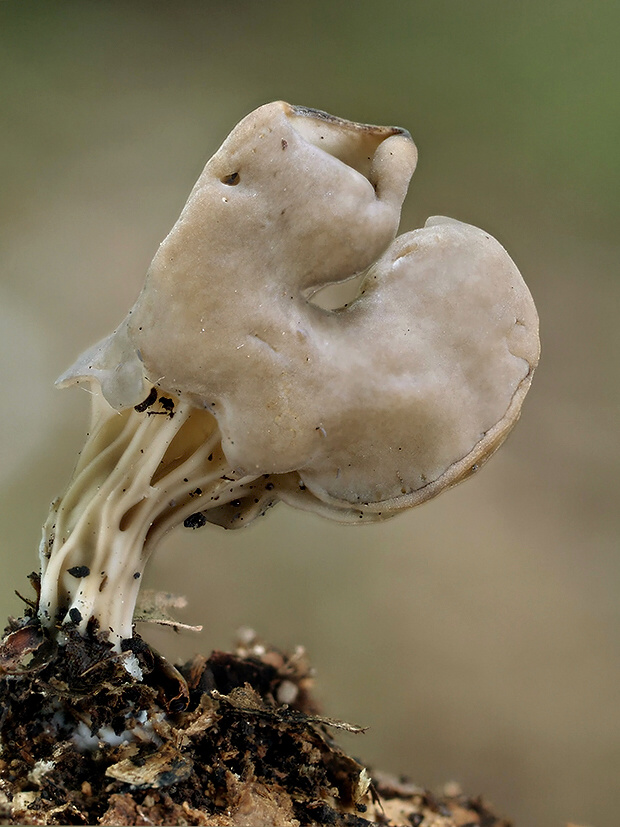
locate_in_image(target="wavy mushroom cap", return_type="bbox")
[60,101,539,518]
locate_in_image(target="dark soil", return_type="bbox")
[0,583,511,826]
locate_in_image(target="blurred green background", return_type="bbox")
[1,2,618,825]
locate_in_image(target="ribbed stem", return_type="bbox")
[38,387,259,650]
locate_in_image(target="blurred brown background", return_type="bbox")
[1,2,618,825]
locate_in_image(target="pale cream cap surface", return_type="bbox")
[60,102,539,519]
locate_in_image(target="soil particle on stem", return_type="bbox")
[0,586,511,826]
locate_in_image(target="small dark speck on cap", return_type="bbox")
[184,512,207,529]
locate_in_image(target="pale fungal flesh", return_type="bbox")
[38,101,540,649]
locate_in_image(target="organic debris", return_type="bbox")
[0,588,510,825]
[134,589,204,634]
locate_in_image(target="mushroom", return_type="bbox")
[38,101,539,649]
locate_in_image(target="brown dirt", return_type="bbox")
[0,583,510,826]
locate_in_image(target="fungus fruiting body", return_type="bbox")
[38,102,539,649]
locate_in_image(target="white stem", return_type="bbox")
[38,387,260,650]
